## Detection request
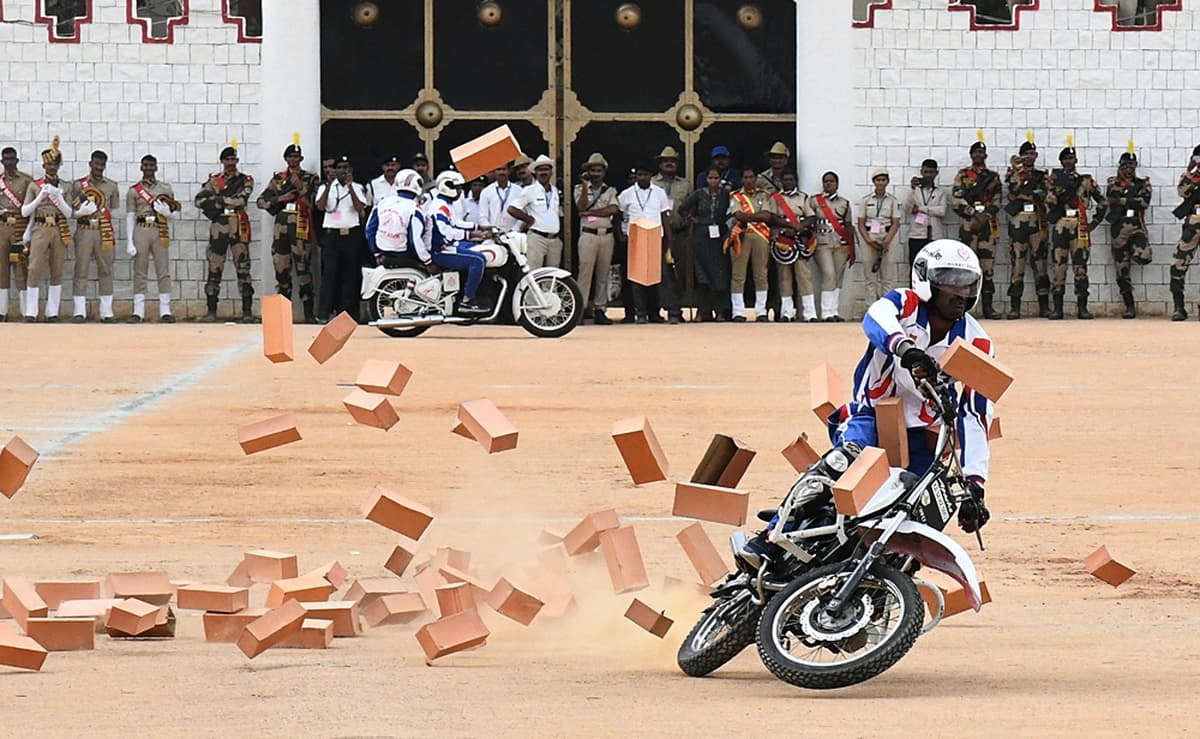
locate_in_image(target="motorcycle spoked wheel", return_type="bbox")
[367,272,430,338]
[756,561,922,690]
[676,591,762,677]
[516,275,583,338]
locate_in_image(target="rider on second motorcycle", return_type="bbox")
[738,239,995,570]
[421,171,492,316]
[365,168,425,264]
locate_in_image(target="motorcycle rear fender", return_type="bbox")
[860,520,983,611]
[510,267,571,315]
[360,265,417,299]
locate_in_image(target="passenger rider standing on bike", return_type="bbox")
[739,239,994,570]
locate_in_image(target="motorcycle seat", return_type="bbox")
[756,508,776,523]
[380,254,426,270]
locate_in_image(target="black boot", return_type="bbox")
[981,290,999,319]
[1121,292,1136,319]
[1006,295,1021,320]
[1077,295,1093,320]
[241,295,258,323]
[1048,293,1064,320]
[302,299,316,324]
[1037,294,1050,318]
[593,307,613,325]
[200,295,218,323]
[1171,289,1187,321]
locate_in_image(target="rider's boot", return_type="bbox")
[735,443,863,570]
[459,296,490,315]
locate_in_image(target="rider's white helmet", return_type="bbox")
[435,170,465,199]
[395,168,422,196]
[911,239,982,310]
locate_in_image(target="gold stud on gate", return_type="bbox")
[616,3,641,30]
[477,1,502,28]
[352,1,380,28]
[675,103,703,131]
[737,4,763,30]
[416,101,444,129]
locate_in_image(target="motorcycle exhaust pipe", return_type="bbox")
[370,316,473,328]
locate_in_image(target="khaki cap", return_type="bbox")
[585,152,608,168]
[766,141,790,157]
[512,154,533,167]
[656,146,680,160]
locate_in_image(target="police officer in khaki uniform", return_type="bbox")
[67,150,120,323]
[756,142,790,195]
[809,171,855,322]
[574,152,619,325]
[195,145,256,323]
[257,143,320,323]
[856,168,901,302]
[728,167,773,321]
[766,169,818,321]
[126,154,181,322]
[652,146,693,316]
[0,147,33,321]
[21,139,97,322]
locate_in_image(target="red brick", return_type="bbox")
[988,417,1002,440]
[266,575,335,608]
[450,125,521,181]
[433,547,471,571]
[343,389,400,431]
[384,536,419,577]
[415,609,489,662]
[413,567,447,619]
[361,485,435,540]
[874,397,909,468]
[243,550,299,583]
[832,447,890,516]
[355,359,413,396]
[0,630,48,671]
[690,434,756,488]
[306,560,349,590]
[457,398,519,454]
[261,294,294,363]
[810,362,843,422]
[54,598,124,633]
[675,522,731,586]
[363,592,427,627]
[237,413,302,455]
[781,432,823,473]
[624,598,673,638]
[2,577,48,631]
[226,561,252,587]
[176,584,250,613]
[202,608,270,642]
[237,600,307,658]
[1085,545,1136,587]
[105,599,160,636]
[598,526,649,594]
[346,578,408,609]
[25,618,95,651]
[672,482,749,526]
[299,601,361,637]
[918,569,993,618]
[627,219,662,286]
[450,417,477,441]
[279,618,334,649]
[562,508,620,555]
[611,416,669,485]
[307,311,357,364]
[0,435,39,499]
[487,578,543,626]
[105,571,173,605]
[941,338,1014,403]
[435,582,477,617]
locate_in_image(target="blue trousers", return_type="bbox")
[432,250,486,298]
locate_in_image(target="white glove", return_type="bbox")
[74,199,98,218]
[38,184,54,199]
[126,240,137,257]
[152,199,171,216]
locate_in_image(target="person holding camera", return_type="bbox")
[906,159,947,272]
[314,154,368,323]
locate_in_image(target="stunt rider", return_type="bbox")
[422,170,491,315]
[739,239,996,569]
[365,168,426,263]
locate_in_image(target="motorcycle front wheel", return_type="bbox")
[367,273,430,338]
[516,275,583,338]
[677,590,761,677]
[756,561,922,690]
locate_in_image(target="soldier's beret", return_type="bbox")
[969,141,987,154]
[1059,147,1076,161]
[1018,141,1036,155]
[220,146,238,160]
[283,144,302,157]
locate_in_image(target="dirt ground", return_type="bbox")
[1,318,1196,738]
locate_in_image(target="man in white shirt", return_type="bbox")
[478,163,519,232]
[906,158,947,272]
[618,163,679,324]
[314,154,368,323]
[460,175,485,225]
[368,154,401,206]
[507,155,562,268]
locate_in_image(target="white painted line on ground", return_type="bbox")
[27,335,258,458]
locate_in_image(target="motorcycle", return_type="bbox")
[361,229,583,338]
[678,375,985,690]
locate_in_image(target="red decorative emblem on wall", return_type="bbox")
[852,1,893,28]
[948,0,1040,31]
[127,0,189,44]
[222,0,262,43]
[35,0,93,43]
[1094,0,1181,31]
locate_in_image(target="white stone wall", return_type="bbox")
[0,0,263,318]
[848,0,1197,316]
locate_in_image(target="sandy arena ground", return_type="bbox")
[0,318,1196,737]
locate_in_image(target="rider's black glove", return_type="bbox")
[958,478,991,533]
[897,340,939,381]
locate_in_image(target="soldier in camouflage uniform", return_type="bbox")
[1105,151,1152,319]
[1045,146,1107,320]
[195,146,255,323]
[0,147,34,321]
[1003,140,1049,319]
[951,141,1002,318]
[1168,144,1200,321]
[256,144,319,323]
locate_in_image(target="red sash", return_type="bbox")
[135,182,172,246]
[1074,194,1090,248]
[33,178,73,246]
[216,174,252,243]
[815,194,854,265]
[771,192,816,257]
[78,177,115,250]
[731,191,771,241]
[281,170,312,242]
[0,176,23,211]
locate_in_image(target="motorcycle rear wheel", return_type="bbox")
[516,275,583,338]
[368,274,430,338]
[677,591,761,677]
[756,561,922,690]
